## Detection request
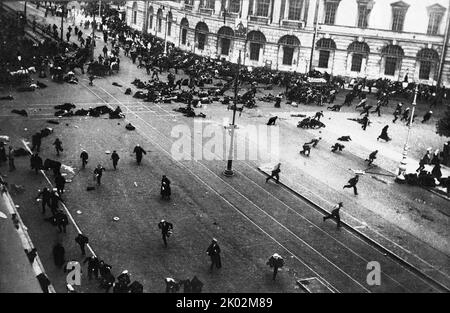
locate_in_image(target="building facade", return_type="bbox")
[125,0,450,86]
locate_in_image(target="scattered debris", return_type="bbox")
[112,82,123,87]
[76,210,82,215]
[372,176,388,184]
[46,120,60,125]
[125,123,136,130]
[86,186,95,191]
[113,216,120,221]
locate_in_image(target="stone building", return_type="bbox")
[125,0,450,86]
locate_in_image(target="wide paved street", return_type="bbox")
[1,1,449,293]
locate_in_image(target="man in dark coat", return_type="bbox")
[365,150,378,166]
[31,132,42,152]
[80,150,88,169]
[265,163,281,184]
[421,110,432,123]
[55,172,66,195]
[50,190,64,215]
[111,150,120,170]
[133,144,147,165]
[55,209,69,233]
[83,256,100,280]
[93,164,106,185]
[53,242,65,268]
[161,175,171,200]
[267,116,278,126]
[343,175,359,195]
[36,187,52,214]
[53,138,63,156]
[323,202,343,228]
[206,238,221,272]
[158,219,173,247]
[75,234,89,255]
[30,152,43,174]
[377,125,391,142]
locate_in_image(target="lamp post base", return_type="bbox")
[223,169,234,177]
[395,174,406,184]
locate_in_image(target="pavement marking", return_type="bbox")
[79,82,347,293]
[21,140,96,258]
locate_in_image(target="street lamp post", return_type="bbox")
[396,86,419,182]
[223,50,242,177]
[60,4,64,41]
[163,13,169,55]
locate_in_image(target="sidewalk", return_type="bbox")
[0,185,43,293]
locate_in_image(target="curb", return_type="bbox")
[257,167,450,292]
[0,177,55,293]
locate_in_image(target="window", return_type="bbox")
[158,18,162,32]
[218,27,234,55]
[168,20,172,36]
[181,28,187,45]
[391,2,409,32]
[132,2,137,24]
[198,33,206,50]
[255,0,271,17]
[318,50,330,68]
[357,5,369,28]
[249,0,254,15]
[229,0,241,13]
[288,0,303,21]
[149,15,153,29]
[324,1,339,25]
[185,0,194,4]
[351,53,363,72]
[427,12,443,35]
[195,22,209,50]
[221,38,231,55]
[283,47,294,65]
[200,0,215,9]
[417,48,439,80]
[250,43,261,61]
[384,57,397,75]
[181,18,189,45]
[419,61,432,79]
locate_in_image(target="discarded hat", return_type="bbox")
[212,238,217,242]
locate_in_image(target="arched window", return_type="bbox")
[417,48,439,80]
[316,38,337,50]
[180,18,189,45]
[148,6,153,30]
[347,41,370,54]
[132,2,138,24]
[316,38,336,68]
[218,26,234,56]
[279,35,300,65]
[247,31,266,61]
[157,8,163,32]
[381,45,404,76]
[195,22,209,50]
[348,41,370,72]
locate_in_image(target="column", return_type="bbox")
[306,0,318,28]
[241,0,250,19]
[194,0,201,12]
[271,0,282,24]
[215,0,222,15]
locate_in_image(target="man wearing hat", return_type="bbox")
[323,202,343,228]
[133,144,147,165]
[343,175,359,195]
[206,238,222,272]
[417,148,432,172]
[93,164,105,185]
[158,219,173,247]
[80,150,89,169]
